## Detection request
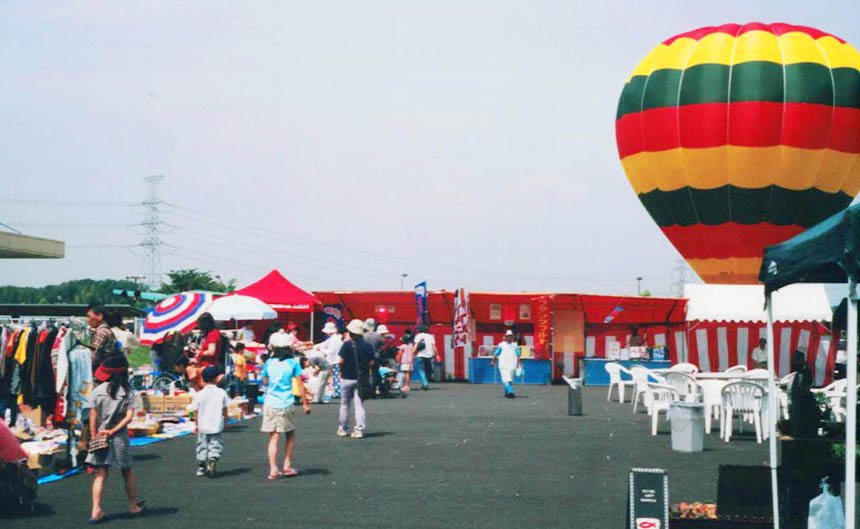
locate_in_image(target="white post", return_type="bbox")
[848,279,858,529]
[765,293,780,529]
[310,311,315,341]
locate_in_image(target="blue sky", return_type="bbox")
[1,1,858,296]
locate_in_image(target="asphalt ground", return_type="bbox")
[4,383,767,528]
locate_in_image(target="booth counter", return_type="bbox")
[469,357,551,385]
[582,358,670,386]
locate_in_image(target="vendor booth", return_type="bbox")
[550,294,687,384]
[684,283,833,384]
[313,290,455,379]
[467,293,554,385]
[233,269,321,341]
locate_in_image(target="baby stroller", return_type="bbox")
[377,366,401,398]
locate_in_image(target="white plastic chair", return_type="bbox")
[631,367,664,414]
[664,371,700,403]
[604,362,633,403]
[746,368,769,378]
[776,372,797,420]
[721,381,766,443]
[725,365,748,374]
[670,363,699,374]
[648,383,680,435]
[698,379,727,434]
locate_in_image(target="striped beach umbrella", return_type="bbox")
[616,22,860,284]
[141,292,214,345]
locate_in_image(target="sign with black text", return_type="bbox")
[628,468,668,529]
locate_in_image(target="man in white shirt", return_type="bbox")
[238,323,256,344]
[491,330,521,398]
[413,326,438,390]
[751,338,768,369]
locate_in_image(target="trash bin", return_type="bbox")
[668,402,705,452]
[564,377,583,416]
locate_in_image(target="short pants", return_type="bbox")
[260,405,296,433]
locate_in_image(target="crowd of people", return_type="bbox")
[1,305,526,522]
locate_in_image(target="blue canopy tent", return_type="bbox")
[761,203,860,528]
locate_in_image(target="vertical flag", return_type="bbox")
[532,296,552,359]
[414,281,429,326]
[453,288,471,379]
[321,304,344,328]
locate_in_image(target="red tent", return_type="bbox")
[234,270,321,313]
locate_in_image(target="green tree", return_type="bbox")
[641,290,652,297]
[0,279,140,305]
[158,269,236,294]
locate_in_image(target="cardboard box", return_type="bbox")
[141,394,192,415]
[26,450,58,477]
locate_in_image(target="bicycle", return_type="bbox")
[129,369,189,393]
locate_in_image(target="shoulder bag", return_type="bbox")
[353,342,373,401]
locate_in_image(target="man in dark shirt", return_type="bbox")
[337,319,375,438]
[87,304,118,371]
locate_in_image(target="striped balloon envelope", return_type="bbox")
[616,23,860,284]
[141,292,214,345]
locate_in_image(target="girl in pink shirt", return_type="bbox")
[396,335,414,397]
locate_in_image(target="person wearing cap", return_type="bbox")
[336,319,375,438]
[190,366,230,478]
[490,330,521,399]
[86,354,144,522]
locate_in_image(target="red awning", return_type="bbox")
[577,294,686,325]
[313,291,455,325]
[233,270,321,313]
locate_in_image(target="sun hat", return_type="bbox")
[347,319,366,336]
[364,318,376,332]
[94,354,129,383]
[322,322,338,334]
[504,330,515,337]
[376,324,390,334]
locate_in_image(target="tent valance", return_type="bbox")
[684,283,832,323]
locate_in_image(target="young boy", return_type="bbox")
[190,366,230,477]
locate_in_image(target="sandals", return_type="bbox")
[282,468,299,477]
[267,472,283,480]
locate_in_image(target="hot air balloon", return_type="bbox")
[616,23,860,284]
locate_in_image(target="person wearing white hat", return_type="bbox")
[336,319,375,438]
[316,322,343,400]
[490,330,521,398]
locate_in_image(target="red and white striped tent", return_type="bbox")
[683,284,834,386]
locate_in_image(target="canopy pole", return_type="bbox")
[310,311,315,342]
[848,279,858,529]
[765,293,780,529]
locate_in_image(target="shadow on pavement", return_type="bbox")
[299,468,330,476]
[214,467,252,478]
[362,431,393,438]
[132,454,161,462]
[113,506,179,520]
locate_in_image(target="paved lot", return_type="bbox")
[5,384,766,528]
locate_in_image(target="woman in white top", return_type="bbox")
[318,322,343,399]
[106,312,141,357]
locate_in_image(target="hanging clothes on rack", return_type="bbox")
[51,326,72,424]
